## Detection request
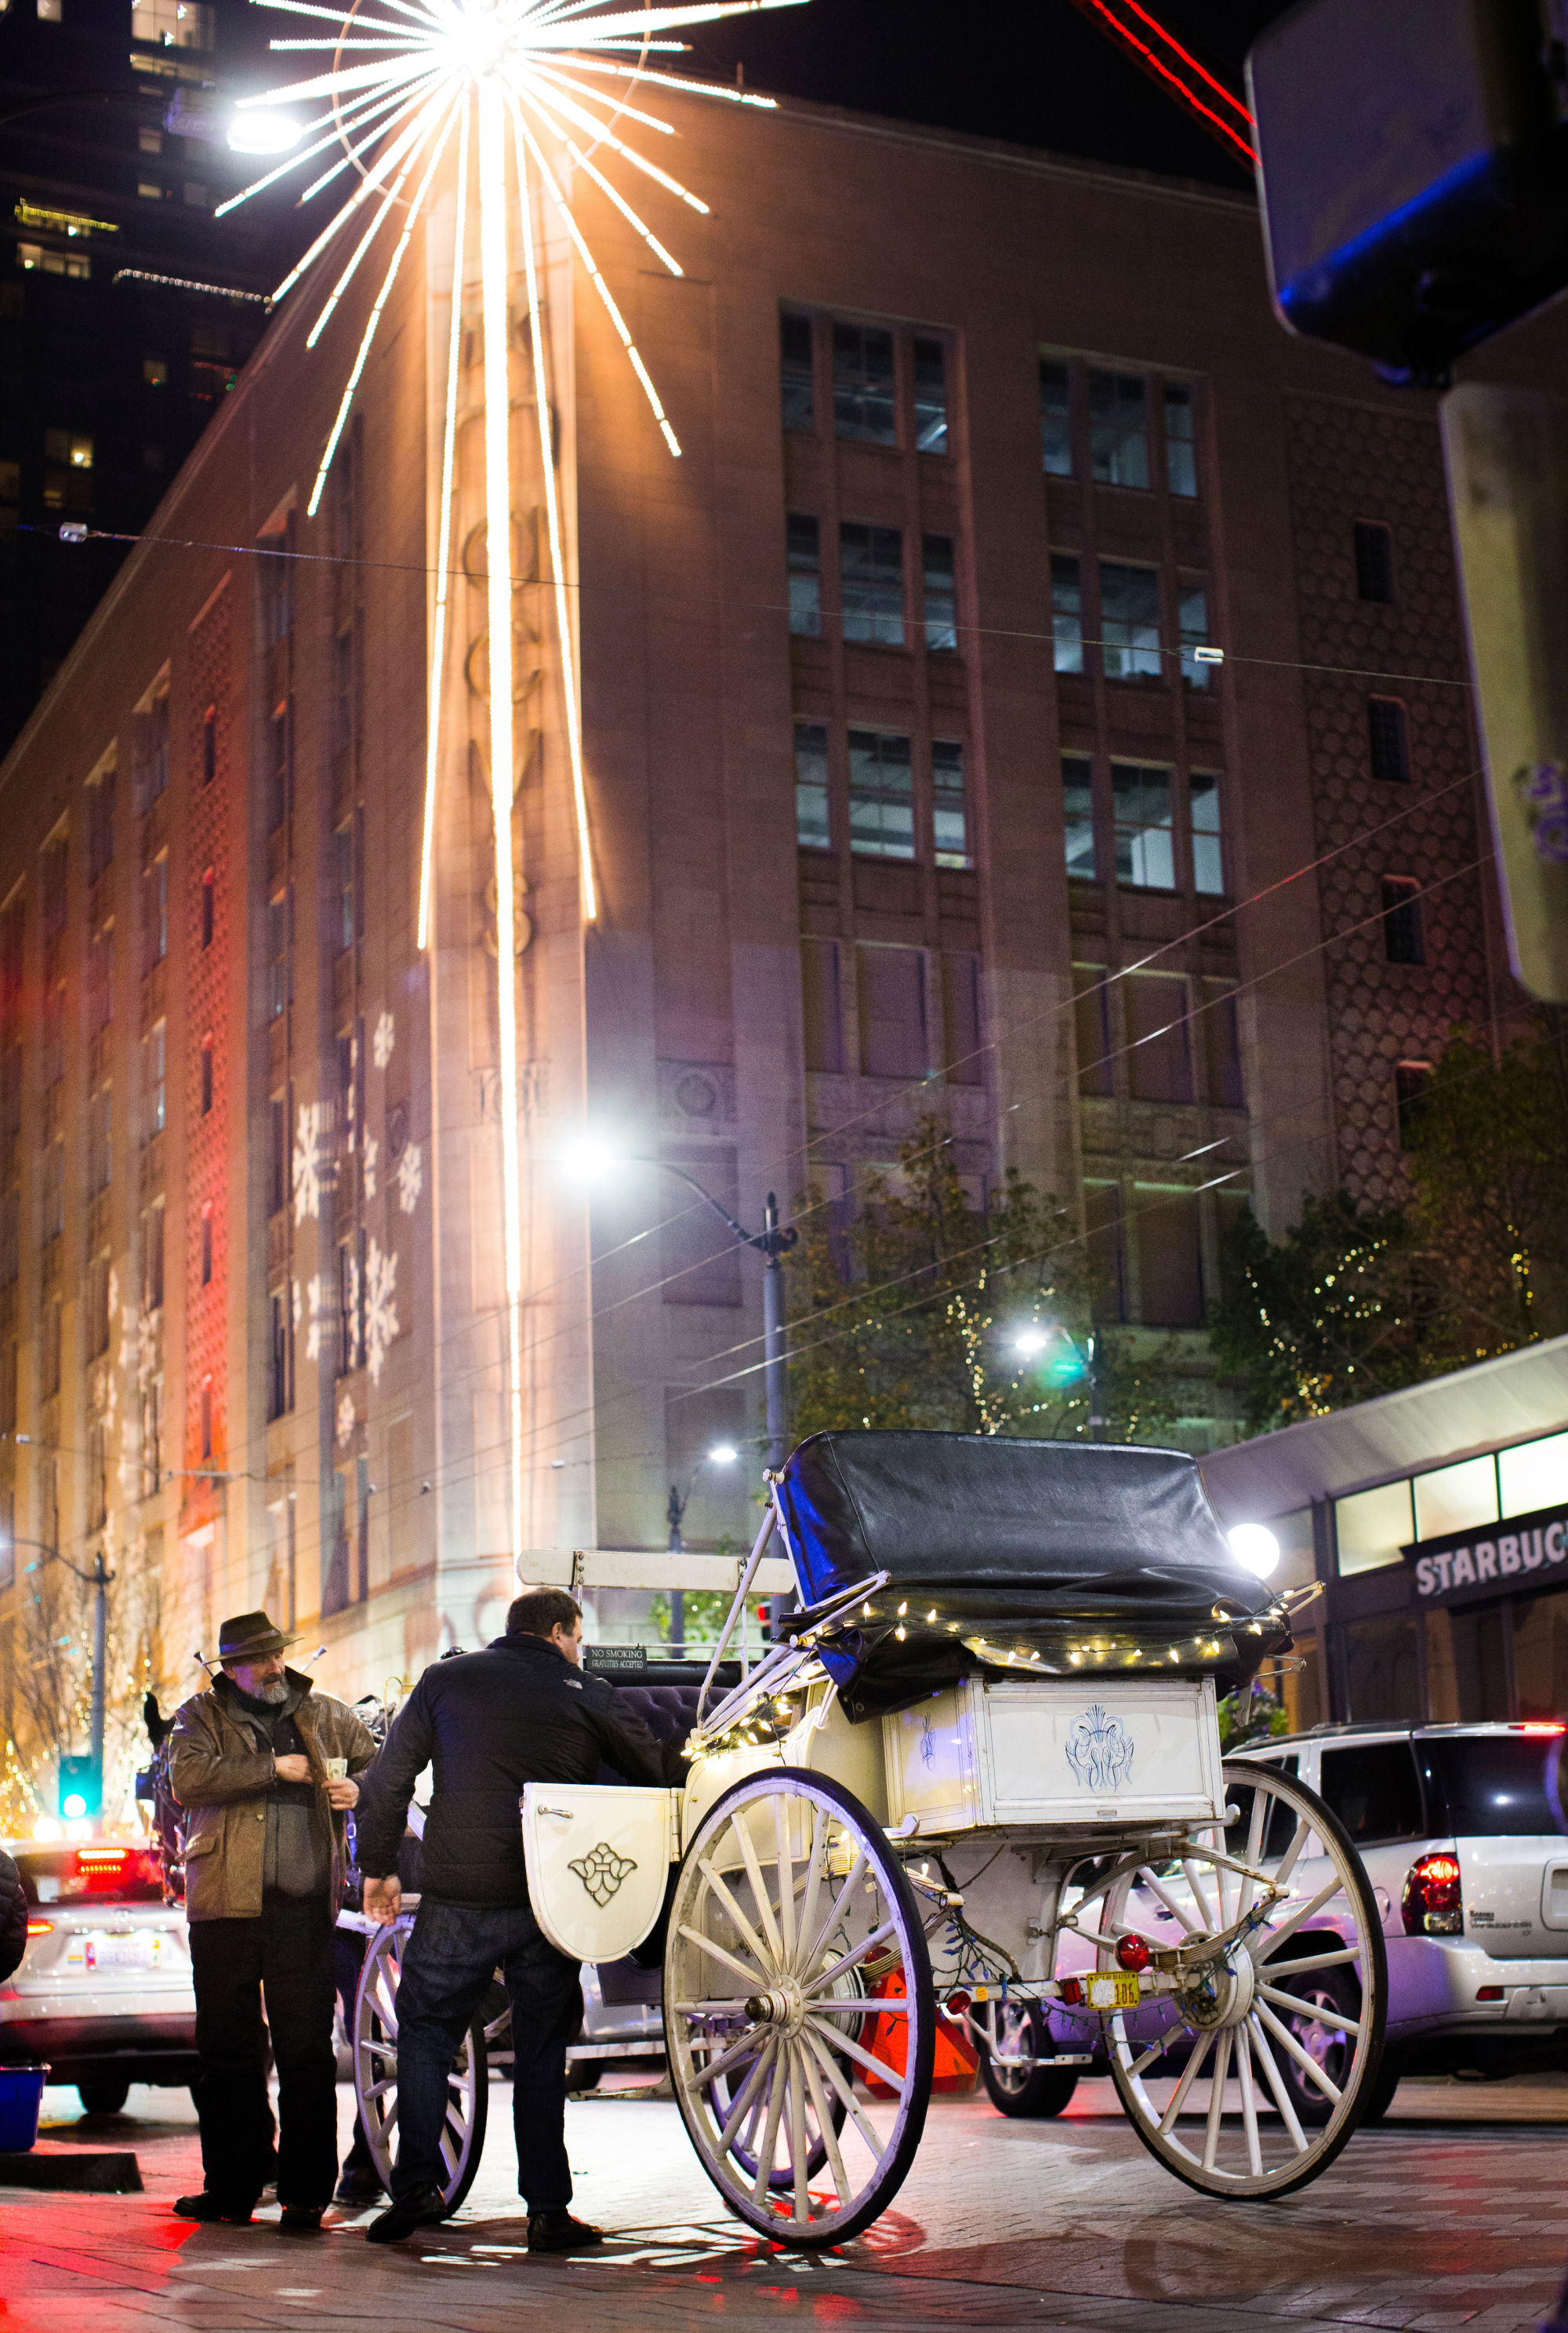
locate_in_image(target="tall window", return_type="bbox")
[1126,974,1193,1103]
[199,1033,213,1116]
[200,1201,212,1285]
[42,1139,64,1239]
[268,888,292,1018]
[143,1201,165,1310]
[267,704,289,830]
[1163,383,1197,496]
[201,867,214,948]
[87,924,113,1031]
[1396,1060,1432,1148]
[143,1019,165,1139]
[86,766,116,880]
[333,824,354,954]
[88,1085,111,1194]
[1099,563,1161,681]
[1382,876,1425,965]
[1040,358,1073,476]
[269,1290,289,1420]
[786,514,821,638]
[1088,369,1149,489]
[87,1252,111,1357]
[199,1375,212,1461]
[832,323,896,445]
[848,730,914,859]
[132,685,169,810]
[1112,763,1175,889]
[201,703,216,786]
[332,629,354,755]
[1354,520,1395,603]
[931,742,968,867]
[794,721,830,851]
[840,523,904,647]
[923,534,956,651]
[41,835,67,939]
[270,1095,288,1215]
[1368,697,1410,783]
[780,311,813,431]
[143,852,168,968]
[1051,554,1083,673]
[913,335,947,453]
[42,1298,61,1397]
[1062,755,1097,881]
[259,530,293,648]
[1178,585,1211,687]
[1189,772,1224,894]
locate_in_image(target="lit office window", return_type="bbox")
[1178,584,1211,687]
[1040,358,1073,477]
[779,311,813,431]
[923,533,956,651]
[1051,554,1083,673]
[794,721,830,851]
[1164,382,1197,496]
[848,729,914,859]
[131,0,214,50]
[786,514,821,638]
[1189,772,1224,894]
[1089,369,1149,489]
[832,323,896,445]
[1062,755,1097,881]
[1099,563,1161,681]
[840,522,904,647]
[931,742,968,867]
[913,336,947,453]
[1112,762,1175,889]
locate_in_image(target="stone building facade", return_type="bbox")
[0,90,1544,1768]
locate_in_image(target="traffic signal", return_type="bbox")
[58,1753,102,1822]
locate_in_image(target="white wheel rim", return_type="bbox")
[1091,1766,1382,2195]
[666,1776,927,2243]
[353,1913,484,2208]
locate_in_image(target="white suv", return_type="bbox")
[1233,1721,1568,2112]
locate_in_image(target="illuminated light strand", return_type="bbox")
[270,85,442,294]
[528,0,808,42]
[515,109,681,450]
[304,99,460,515]
[1109,0,1254,125]
[514,66,709,208]
[555,125,683,274]
[546,54,779,107]
[477,80,527,1563]
[529,60,678,136]
[247,47,447,109]
[296,67,445,198]
[417,100,470,954]
[249,0,427,31]
[216,72,434,214]
[1071,0,1256,164]
[270,35,437,50]
[306,97,445,346]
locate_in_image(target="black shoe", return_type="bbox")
[365,2188,448,2245]
[333,2164,386,2206]
[173,2192,256,2225]
[527,2210,604,2254]
[279,2204,326,2233]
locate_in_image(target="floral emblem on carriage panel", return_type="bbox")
[568,1841,638,1906]
[1064,1705,1136,1793]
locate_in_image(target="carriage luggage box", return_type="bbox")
[882,1675,1224,1833]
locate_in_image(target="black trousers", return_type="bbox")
[189,1893,339,2208]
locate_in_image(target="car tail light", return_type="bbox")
[1521,1723,1566,1736]
[1403,1852,1463,1935]
[25,1919,52,1938]
[1476,1985,1504,2001]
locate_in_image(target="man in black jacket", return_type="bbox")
[0,1844,26,1984]
[354,1589,685,2251]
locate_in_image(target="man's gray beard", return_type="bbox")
[250,1676,289,1704]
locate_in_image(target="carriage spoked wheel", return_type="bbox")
[663,1769,935,2247]
[1085,1759,1386,2199]
[353,1912,489,2213]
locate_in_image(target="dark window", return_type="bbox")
[86,769,115,880]
[1178,585,1211,688]
[132,691,169,810]
[15,1847,165,1906]
[270,1095,287,1216]
[794,721,830,851]
[268,888,292,1019]
[1062,756,1097,881]
[942,951,982,1085]
[1125,974,1193,1104]
[201,867,214,949]
[1073,966,1112,1096]
[1368,697,1410,783]
[1086,1182,1125,1322]
[923,534,956,651]
[840,523,904,647]
[143,1203,164,1310]
[1051,554,1083,673]
[913,335,947,453]
[1163,382,1197,496]
[1190,772,1224,894]
[200,1201,212,1283]
[1135,1186,1203,1325]
[800,937,842,1074]
[780,311,813,431]
[786,514,820,638]
[832,323,896,445]
[1396,1059,1433,1149]
[143,855,168,968]
[201,703,216,786]
[335,823,354,954]
[1319,1740,1424,1844]
[858,944,927,1079]
[848,730,913,859]
[200,1034,213,1116]
[1040,358,1073,477]
[1088,369,1149,489]
[1420,1736,1563,1837]
[200,1376,212,1460]
[1203,983,1245,1110]
[267,705,289,830]
[1382,876,1425,965]
[332,629,354,755]
[1354,520,1396,603]
[269,1289,289,1419]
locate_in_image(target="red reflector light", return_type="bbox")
[942,1990,971,2020]
[1116,1935,1152,1972]
[1522,1723,1566,1735]
[1476,1985,1504,2001]
[1058,1977,1083,2008]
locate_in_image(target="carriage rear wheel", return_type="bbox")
[1095,1759,1386,2199]
[663,1768,935,2247]
[978,2002,1081,2120]
[353,1913,489,2214]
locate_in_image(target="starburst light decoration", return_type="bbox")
[225,0,806,1555]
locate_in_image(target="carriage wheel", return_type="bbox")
[1092,1760,1385,2199]
[663,1768,935,2247]
[353,1913,489,2214]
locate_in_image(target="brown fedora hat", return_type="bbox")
[216,1609,298,1664]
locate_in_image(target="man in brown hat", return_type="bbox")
[168,1611,377,2229]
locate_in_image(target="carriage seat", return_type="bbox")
[592,1661,741,1782]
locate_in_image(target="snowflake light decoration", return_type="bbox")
[293,1101,326,1225]
[395,1139,423,1216]
[227,0,809,1551]
[365,1238,399,1384]
[363,1132,379,1200]
[372,1009,395,1071]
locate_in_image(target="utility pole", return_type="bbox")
[88,1548,109,1783]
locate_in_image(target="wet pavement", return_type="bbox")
[4,2072,1568,2331]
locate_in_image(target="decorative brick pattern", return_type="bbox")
[1284,397,1490,1205]
[182,592,231,1508]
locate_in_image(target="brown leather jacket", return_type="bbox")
[169,1670,378,1922]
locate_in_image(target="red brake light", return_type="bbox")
[77,1848,125,1864]
[1058,1977,1083,2008]
[1476,1985,1504,2001]
[1522,1723,1566,1735]
[1116,1935,1152,1972]
[1403,1852,1463,1936]
[25,1919,52,1937]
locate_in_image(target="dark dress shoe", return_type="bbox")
[365,2187,448,2244]
[333,2164,386,2206]
[279,2204,326,2233]
[173,2193,256,2225]
[527,2209,604,2254]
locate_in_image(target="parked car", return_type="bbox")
[0,1840,197,2113]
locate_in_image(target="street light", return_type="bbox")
[1010,1321,1108,1437]
[1228,1524,1281,1581]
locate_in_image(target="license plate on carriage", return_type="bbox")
[1068,1971,1140,2011]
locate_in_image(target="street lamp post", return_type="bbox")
[642,1164,798,1470]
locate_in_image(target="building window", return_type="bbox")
[87,925,113,1032]
[139,126,162,154]
[86,764,116,880]
[1164,382,1197,496]
[143,1019,165,1139]
[913,335,947,453]
[1203,980,1245,1107]
[1085,1182,1125,1322]
[199,1375,212,1461]
[786,514,821,638]
[332,628,354,756]
[848,729,914,860]
[1135,1187,1204,1326]
[42,1298,61,1397]
[38,0,64,22]
[143,852,168,968]
[1354,520,1396,603]
[923,534,956,651]
[333,824,355,955]
[1088,369,1149,489]
[142,353,167,387]
[1368,696,1410,783]
[88,1085,111,1194]
[200,1033,213,1115]
[132,0,214,48]
[1040,358,1073,476]
[132,684,168,808]
[1112,762,1175,889]
[18,244,88,278]
[1382,876,1425,965]
[794,721,829,851]
[269,1289,289,1420]
[858,944,927,1078]
[200,1200,212,1285]
[87,1251,111,1357]
[201,703,216,785]
[780,310,813,432]
[942,951,982,1085]
[840,523,904,648]
[270,1094,288,1215]
[1126,974,1193,1103]
[1062,755,1097,881]
[267,704,289,830]
[1396,1059,1432,1149]
[1051,554,1083,673]
[800,937,843,1074]
[201,866,214,948]
[1099,563,1162,681]
[143,1201,165,1310]
[268,888,292,1019]
[1178,585,1211,686]
[931,741,969,867]
[832,322,896,445]
[1189,772,1224,894]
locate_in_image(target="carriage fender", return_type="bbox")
[521,1783,678,1964]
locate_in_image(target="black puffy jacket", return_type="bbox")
[0,1847,26,1984]
[356,1634,686,1908]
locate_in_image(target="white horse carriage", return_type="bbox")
[351,1431,1386,2243]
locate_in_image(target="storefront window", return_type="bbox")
[1501,1431,1568,1519]
[1413,1453,1498,1541]
[1511,1587,1568,1720]
[1335,1479,1414,1575]
[1343,1615,1420,1721]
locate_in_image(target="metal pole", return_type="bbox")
[1086,1332,1106,1438]
[762,1191,787,1470]
[89,1550,107,1782]
[666,1483,684,1655]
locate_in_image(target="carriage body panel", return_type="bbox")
[521,1782,677,1963]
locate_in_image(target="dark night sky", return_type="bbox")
[682,1,1294,192]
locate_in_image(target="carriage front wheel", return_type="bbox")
[353,1912,489,2214]
[663,1768,935,2247]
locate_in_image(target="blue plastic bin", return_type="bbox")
[0,2065,49,2152]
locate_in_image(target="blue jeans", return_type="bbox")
[393,1896,582,2210]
